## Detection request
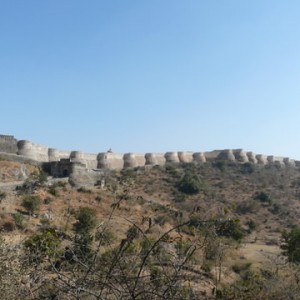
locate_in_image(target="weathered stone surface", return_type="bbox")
[164,152,180,163]
[2,134,300,176]
[145,153,165,166]
[97,153,124,170]
[233,149,249,163]
[17,140,49,162]
[123,153,146,168]
[193,152,206,163]
[178,152,194,163]
[273,156,285,166]
[247,152,257,164]
[217,149,235,161]
[48,148,71,162]
[256,154,268,165]
[204,150,222,160]
[70,151,97,169]
[0,135,17,154]
[69,164,104,187]
[284,157,296,167]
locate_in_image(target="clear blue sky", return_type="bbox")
[1,1,300,158]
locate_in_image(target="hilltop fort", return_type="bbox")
[0,134,298,186]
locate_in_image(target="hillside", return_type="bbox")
[1,158,300,299]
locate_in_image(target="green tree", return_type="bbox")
[281,227,300,263]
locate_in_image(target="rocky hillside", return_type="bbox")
[0,158,300,299]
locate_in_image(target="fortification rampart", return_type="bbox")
[0,135,18,154]
[48,148,71,162]
[1,135,299,176]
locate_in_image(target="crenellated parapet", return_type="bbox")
[123,153,146,168]
[48,148,71,162]
[0,134,18,154]
[97,152,123,170]
[145,153,165,166]
[70,151,98,169]
[1,135,299,174]
[17,140,49,162]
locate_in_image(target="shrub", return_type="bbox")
[95,229,115,246]
[236,200,259,214]
[44,197,52,205]
[246,219,256,233]
[254,192,273,204]
[240,163,256,174]
[24,228,61,262]
[126,225,140,241]
[268,202,282,214]
[216,219,245,241]
[13,213,25,229]
[1,220,15,232]
[175,240,193,258]
[281,227,300,263]
[48,187,59,197]
[73,207,96,234]
[0,190,6,202]
[30,170,48,185]
[77,187,92,194]
[21,195,41,215]
[53,181,67,188]
[232,261,252,274]
[154,215,170,226]
[177,172,204,195]
[173,192,186,203]
[201,260,213,272]
[214,160,227,172]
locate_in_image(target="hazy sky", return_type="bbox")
[1,1,300,158]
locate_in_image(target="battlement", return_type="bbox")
[1,135,299,175]
[0,135,18,154]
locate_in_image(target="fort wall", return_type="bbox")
[0,135,18,154]
[1,135,299,174]
[123,153,146,168]
[17,140,49,162]
[48,148,71,162]
[97,153,124,170]
[70,151,98,169]
[145,153,166,166]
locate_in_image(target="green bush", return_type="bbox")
[13,213,25,229]
[214,160,228,172]
[24,228,61,262]
[48,187,59,197]
[254,192,273,204]
[73,207,96,234]
[281,227,300,263]
[236,200,259,214]
[216,219,245,241]
[232,261,252,274]
[21,195,41,215]
[95,229,115,245]
[0,190,6,202]
[240,162,256,174]
[246,219,256,232]
[177,172,204,195]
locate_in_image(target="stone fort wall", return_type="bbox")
[0,135,18,154]
[1,135,299,171]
